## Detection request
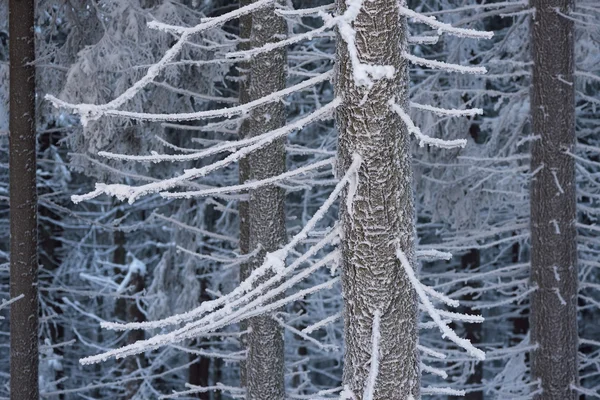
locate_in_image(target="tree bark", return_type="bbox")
[9,0,39,399]
[335,0,419,398]
[243,1,287,399]
[237,0,252,389]
[529,1,578,399]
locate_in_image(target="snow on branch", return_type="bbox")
[421,387,466,396]
[416,249,453,261]
[363,310,381,400]
[410,102,483,118]
[403,53,487,75]
[98,99,338,163]
[161,157,334,199]
[72,98,341,204]
[399,6,493,39]
[79,158,363,365]
[44,0,277,125]
[55,71,332,123]
[302,312,342,334]
[389,101,468,149]
[397,249,485,361]
[0,294,24,320]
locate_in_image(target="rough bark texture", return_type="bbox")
[335,0,419,398]
[529,1,578,399]
[237,0,252,389]
[244,2,287,399]
[9,0,39,399]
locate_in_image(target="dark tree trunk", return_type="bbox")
[237,0,252,389]
[125,269,146,398]
[530,0,578,399]
[244,1,287,398]
[335,0,420,398]
[188,280,211,400]
[462,250,483,400]
[510,241,528,346]
[189,203,216,400]
[9,0,39,399]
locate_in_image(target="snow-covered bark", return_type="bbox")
[244,2,287,399]
[9,0,39,399]
[530,0,579,398]
[335,0,419,398]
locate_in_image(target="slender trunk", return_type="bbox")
[510,241,528,347]
[113,209,146,398]
[462,250,483,400]
[530,1,578,399]
[189,203,216,400]
[9,0,39,399]
[237,0,252,389]
[335,0,419,398]
[244,2,287,399]
[125,269,146,398]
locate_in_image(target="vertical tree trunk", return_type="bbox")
[335,0,419,398]
[530,1,578,399]
[462,250,483,400]
[9,0,39,399]
[237,0,252,389]
[125,269,146,398]
[189,203,216,400]
[244,2,287,399]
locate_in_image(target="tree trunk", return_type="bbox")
[244,1,287,399]
[237,0,252,389]
[530,1,578,399]
[462,250,483,400]
[9,0,39,399]
[335,0,419,398]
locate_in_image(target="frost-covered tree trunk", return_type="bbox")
[335,0,419,398]
[530,0,578,399]
[244,2,287,399]
[9,0,39,399]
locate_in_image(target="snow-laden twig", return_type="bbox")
[363,310,381,400]
[417,344,446,360]
[161,158,334,199]
[390,101,468,149]
[397,249,485,360]
[302,312,342,334]
[410,102,483,117]
[404,53,487,75]
[0,294,24,320]
[421,363,448,379]
[416,249,453,261]
[421,387,466,396]
[399,6,493,39]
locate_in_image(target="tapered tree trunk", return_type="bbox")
[335,0,419,398]
[529,1,578,399]
[9,0,39,399]
[243,2,287,399]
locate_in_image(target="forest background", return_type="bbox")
[0,0,599,399]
